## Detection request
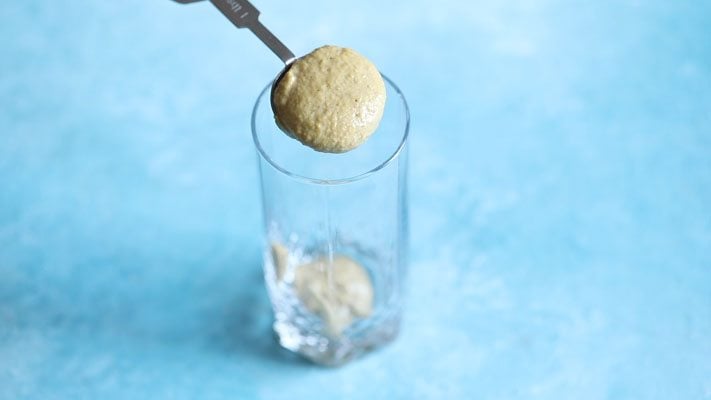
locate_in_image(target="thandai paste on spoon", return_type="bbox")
[272,45,386,153]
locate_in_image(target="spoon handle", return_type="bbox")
[243,15,296,64]
[174,0,296,64]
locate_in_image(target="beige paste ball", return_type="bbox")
[272,45,386,153]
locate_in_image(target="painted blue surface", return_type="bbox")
[1,1,709,398]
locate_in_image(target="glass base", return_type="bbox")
[264,241,403,366]
[273,313,400,366]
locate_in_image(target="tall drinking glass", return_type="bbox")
[252,76,409,366]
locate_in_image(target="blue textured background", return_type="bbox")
[1,1,710,398]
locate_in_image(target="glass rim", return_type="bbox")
[251,74,410,186]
